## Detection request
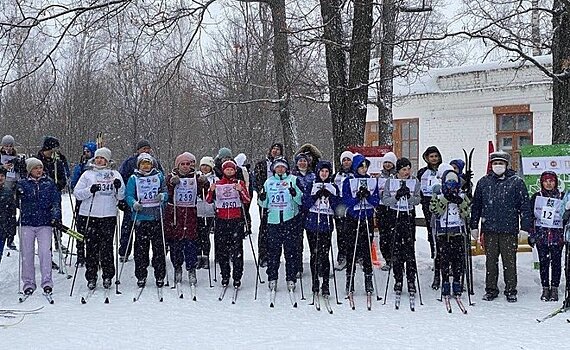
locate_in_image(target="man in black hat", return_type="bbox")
[117,139,164,261]
[470,150,532,303]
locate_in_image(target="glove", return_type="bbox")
[444,193,463,205]
[357,187,370,199]
[258,191,267,201]
[518,230,528,241]
[117,200,129,211]
[395,186,410,200]
[90,184,101,194]
[288,186,297,197]
[156,193,166,202]
[316,187,330,198]
[133,201,143,212]
[470,229,479,241]
[113,178,122,190]
[527,236,536,248]
[170,176,181,186]
[464,170,473,181]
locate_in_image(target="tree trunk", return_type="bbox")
[320,0,347,168]
[377,0,397,146]
[551,1,570,144]
[269,0,297,158]
[344,0,374,152]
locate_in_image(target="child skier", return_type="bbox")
[292,152,315,276]
[341,154,380,301]
[125,153,168,291]
[165,152,208,292]
[206,160,251,289]
[530,171,566,302]
[18,158,61,298]
[383,157,421,308]
[376,152,397,271]
[258,157,304,302]
[196,156,217,270]
[332,151,354,271]
[429,168,471,302]
[302,160,339,303]
[73,147,124,290]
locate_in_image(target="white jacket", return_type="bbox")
[74,165,125,218]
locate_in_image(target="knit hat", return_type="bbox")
[42,136,60,150]
[340,151,354,163]
[234,153,247,167]
[216,147,233,161]
[540,171,558,187]
[449,159,465,174]
[294,153,309,164]
[382,152,397,167]
[271,157,289,173]
[137,153,154,168]
[396,157,412,172]
[437,163,454,179]
[489,151,511,165]
[1,135,15,146]
[94,147,112,162]
[175,152,196,169]
[200,156,215,169]
[26,157,43,173]
[269,143,284,154]
[136,139,151,152]
[222,160,237,171]
[316,160,333,174]
[83,142,97,155]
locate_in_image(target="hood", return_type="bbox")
[351,154,370,174]
[422,146,442,167]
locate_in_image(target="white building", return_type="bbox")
[365,56,553,180]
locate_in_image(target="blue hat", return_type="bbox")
[449,159,465,174]
[83,142,97,155]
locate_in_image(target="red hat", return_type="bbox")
[222,160,237,171]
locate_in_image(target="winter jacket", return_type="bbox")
[253,157,273,193]
[0,185,16,230]
[530,190,565,247]
[73,160,125,218]
[291,168,315,193]
[125,169,167,221]
[36,150,70,192]
[302,178,339,233]
[1,148,26,187]
[119,154,164,184]
[259,173,303,224]
[470,169,533,235]
[417,146,442,205]
[341,155,380,220]
[206,175,251,220]
[17,175,61,227]
[196,171,218,217]
[429,194,470,235]
[164,170,207,240]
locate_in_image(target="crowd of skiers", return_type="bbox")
[1,134,569,309]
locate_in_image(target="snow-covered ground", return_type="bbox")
[1,195,567,349]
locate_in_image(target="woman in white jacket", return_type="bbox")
[73,147,125,290]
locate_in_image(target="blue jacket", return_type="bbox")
[470,169,532,234]
[302,180,339,232]
[125,169,167,221]
[341,155,380,219]
[17,176,61,227]
[0,185,16,230]
[70,142,97,189]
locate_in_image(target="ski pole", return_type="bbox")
[298,217,306,301]
[114,189,122,295]
[315,197,322,302]
[213,218,217,282]
[205,218,213,288]
[405,196,423,306]
[348,200,363,296]
[364,210,381,301]
[383,198,400,304]
[159,203,170,287]
[117,211,138,294]
[327,214,342,304]
[70,195,95,297]
[461,222,473,306]
[241,203,263,285]
[17,196,22,294]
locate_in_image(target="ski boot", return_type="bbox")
[506,294,517,303]
[137,278,146,288]
[24,287,34,295]
[156,279,164,288]
[87,280,97,290]
[550,287,558,302]
[407,280,417,294]
[321,278,330,296]
[541,287,550,301]
[43,286,52,294]
[287,281,296,292]
[103,278,112,289]
[268,280,277,291]
[441,282,451,296]
[381,262,391,271]
[482,291,498,301]
[233,279,241,288]
[6,237,17,250]
[221,278,230,287]
[452,281,462,297]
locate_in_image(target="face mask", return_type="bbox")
[492,164,506,176]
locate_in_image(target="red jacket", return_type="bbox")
[206,176,250,220]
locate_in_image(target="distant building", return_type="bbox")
[365,56,552,179]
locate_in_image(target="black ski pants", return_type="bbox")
[196,216,214,257]
[83,216,116,282]
[391,211,417,285]
[306,229,332,293]
[344,215,373,291]
[214,218,244,281]
[134,220,166,283]
[436,234,465,284]
[376,205,393,265]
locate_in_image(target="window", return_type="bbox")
[494,105,533,171]
[393,119,419,171]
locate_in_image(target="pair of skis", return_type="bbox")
[443,295,468,314]
[347,292,372,311]
[132,286,163,303]
[269,286,297,308]
[395,291,415,311]
[81,287,111,304]
[218,285,239,304]
[310,292,333,314]
[175,282,197,301]
[18,292,54,304]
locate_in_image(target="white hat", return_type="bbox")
[26,157,43,173]
[200,156,215,169]
[94,147,112,162]
[234,153,247,167]
[340,151,354,163]
[137,152,155,168]
[1,135,15,146]
[382,152,397,166]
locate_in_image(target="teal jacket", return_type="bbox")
[259,173,303,224]
[125,169,168,221]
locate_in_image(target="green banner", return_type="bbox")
[520,144,570,194]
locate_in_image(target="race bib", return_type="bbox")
[135,174,161,207]
[388,179,417,212]
[309,182,337,215]
[267,179,292,211]
[349,178,377,210]
[421,171,440,196]
[175,177,197,207]
[439,201,462,228]
[95,170,117,196]
[534,196,563,228]
[1,155,16,179]
[215,183,242,209]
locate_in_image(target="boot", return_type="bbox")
[24,287,34,295]
[287,280,296,292]
[188,269,197,286]
[431,271,441,290]
[156,279,164,288]
[268,280,277,291]
[452,281,462,296]
[221,278,230,287]
[43,286,52,294]
[441,282,451,296]
[550,287,559,302]
[541,287,550,301]
[233,279,241,288]
[6,236,17,250]
[87,280,96,290]
[137,278,146,288]
[482,291,498,301]
[103,278,112,289]
[364,274,374,293]
[506,294,517,303]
